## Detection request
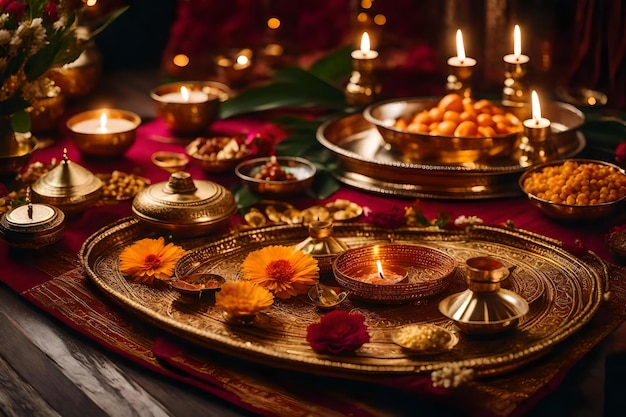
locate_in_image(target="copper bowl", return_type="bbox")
[363,97,584,164]
[185,136,254,173]
[67,109,140,157]
[332,244,456,304]
[151,151,189,173]
[235,156,316,197]
[150,81,230,135]
[518,159,626,221]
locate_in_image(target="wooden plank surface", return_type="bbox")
[0,283,249,417]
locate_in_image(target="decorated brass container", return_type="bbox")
[439,256,529,335]
[132,171,236,237]
[30,150,102,216]
[294,220,349,276]
[0,202,65,248]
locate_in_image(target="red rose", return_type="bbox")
[306,310,370,354]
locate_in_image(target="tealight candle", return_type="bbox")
[67,109,141,157]
[7,203,55,225]
[360,260,407,285]
[446,29,476,98]
[515,90,557,166]
[345,32,380,106]
[503,25,530,65]
[70,111,137,134]
[158,86,209,104]
[351,32,379,60]
[447,29,477,68]
[523,90,551,129]
[215,48,253,86]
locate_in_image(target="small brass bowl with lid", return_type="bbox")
[132,171,236,238]
[0,201,65,248]
[30,150,102,216]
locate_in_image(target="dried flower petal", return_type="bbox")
[241,245,319,299]
[215,281,274,317]
[306,310,370,354]
[119,237,186,284]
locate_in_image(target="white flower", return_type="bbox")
[431,364,474,388]
[53,16,67,31]
[454,215,483,227]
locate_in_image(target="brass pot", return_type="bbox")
[132,171,236,237]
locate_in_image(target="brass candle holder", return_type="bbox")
[446,29,476,98]
[502,59,529,116]
[345,32,380,107]
[215,48,253,87]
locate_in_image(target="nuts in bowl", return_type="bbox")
[235,156,316,197]
[519,159,626,221]
[185,135,253,173]
[364,95,523,163]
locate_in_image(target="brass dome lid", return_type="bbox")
[30,149,102,215]
[132,171,236,237]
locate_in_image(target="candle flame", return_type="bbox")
[376,260,384,279]
[236,54,249,66]
[99,112,108,133]
[360,32,371,53]
[456,29,466,62]
[514,25,522,57]
[180,86,190,102]
[531,90,542,122]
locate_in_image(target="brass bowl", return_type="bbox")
[235,156,316,197]
[27,93,65,134]
[363,97,585,164]
[67,109,141,157]
[48,46,102,98]
[151,151,190,173]
[518,159,626,221]
[0,133,36,177]
[185,136,254,173]
[332,244,456,304]
[132,171,237,238]
[150,81,230,135]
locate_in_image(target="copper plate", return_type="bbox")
[316,113,585,199]
[80,221,607,379]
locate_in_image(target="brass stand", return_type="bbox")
[446,64,474,98]
[515,123,558,167]
[345,55,380,107]
[502,60,529,119]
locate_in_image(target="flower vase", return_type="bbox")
[0,115,35,176]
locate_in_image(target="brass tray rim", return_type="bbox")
[80,219,607,379]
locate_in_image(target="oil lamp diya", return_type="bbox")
[345,32,381,107]
[150,81,230,136]
[67,109,140,157]
[446,29,476,98]
[215,48,253,87]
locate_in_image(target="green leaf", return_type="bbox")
[309,45,353,84]
[231,184,261,212]
[87,6,130,39]
[275,133,319,157]
[271,115,323,133]
[581,119,626,152]
[24,43,58,81]
[0,96,30,117]
[11,110,31,133]
[308,169,341,200]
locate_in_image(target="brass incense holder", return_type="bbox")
[294,220,349,277]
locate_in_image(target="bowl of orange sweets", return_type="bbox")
[364,94,524,164]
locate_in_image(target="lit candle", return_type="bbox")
[447,29,476,67]
[351,32,379,60]
[523,90,551,129]
[158,85,209,104]
[504,25,530,64]
[233,54,251,70]
[70,111,138,134]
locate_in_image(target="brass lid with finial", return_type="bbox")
[0,188,65,248]
[294,219,349,276]
[131,171,237,237]
[30,148,102,216]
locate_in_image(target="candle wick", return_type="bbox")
[379,270,385,279]
[27,202,33,220]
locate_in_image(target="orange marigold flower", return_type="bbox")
[215,281,274,317]
[119,237,186,284]
[241,245,319,299]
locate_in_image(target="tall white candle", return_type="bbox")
[447,29,476,67]
[504,25,530,64]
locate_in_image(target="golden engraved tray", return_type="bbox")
[80,220,607,379]
[316,113,585,199]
